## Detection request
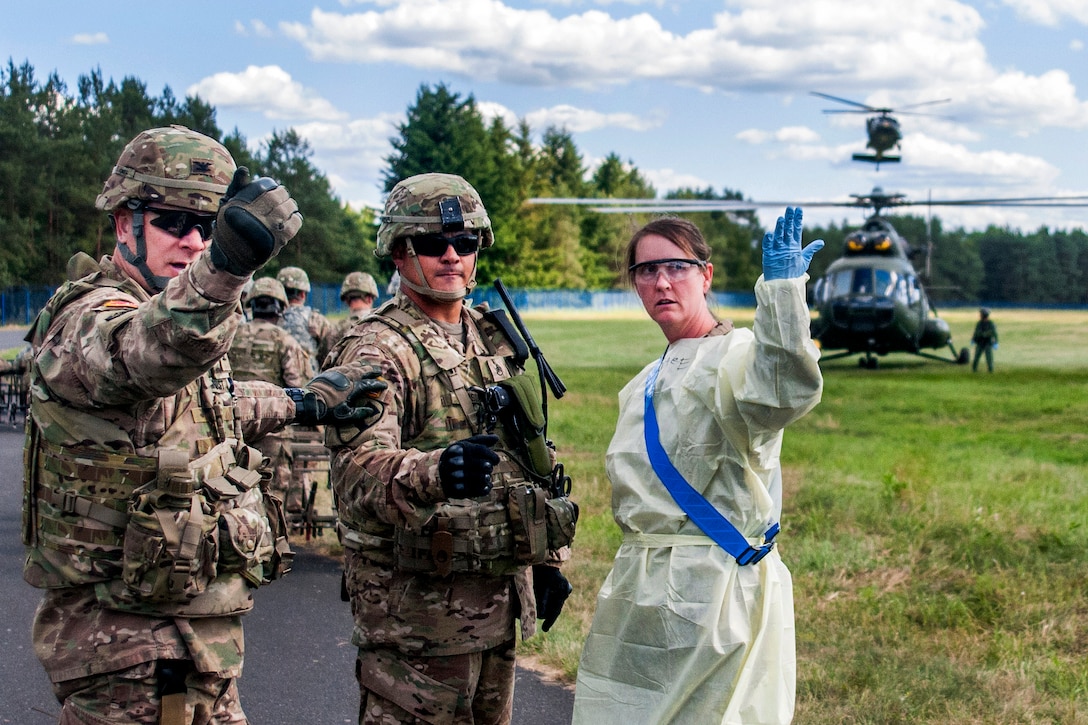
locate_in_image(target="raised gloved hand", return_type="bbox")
[288,365,386,427]
[210,167,303,276]
[533,564,572,633]
[438,434,499,499]
[762,206,824,281]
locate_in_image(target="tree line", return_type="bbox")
[3,59,1087,303]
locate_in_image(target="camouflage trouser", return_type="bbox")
[355,641,516,725]
[53,660,246,725]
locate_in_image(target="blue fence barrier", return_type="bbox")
[3,283,1083,329]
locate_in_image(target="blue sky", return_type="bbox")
[5,0,1088,233]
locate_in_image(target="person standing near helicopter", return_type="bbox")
[971,307,999,372]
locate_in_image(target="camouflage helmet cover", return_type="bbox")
[95,125,236,213]
[277,266,311,293]
[375,173,494,257]
[249,276,289,307]
[340,271,379,300]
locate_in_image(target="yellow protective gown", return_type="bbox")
[572,277,822,725]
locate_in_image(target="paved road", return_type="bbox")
[0,361,574,724]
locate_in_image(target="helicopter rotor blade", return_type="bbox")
[809,91,882,112]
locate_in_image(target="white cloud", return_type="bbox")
[71,32,108,45]
[278,0,1088,136]
[999,0,1088,26]
[234,20,274,38]
[525,104,665,133]
[187,65,346,122]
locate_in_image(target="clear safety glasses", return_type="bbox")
[629,258,707,285]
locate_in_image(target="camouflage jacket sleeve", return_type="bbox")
[36,253,249,408]
[327,331,447,530]
[232,379,296,444]
[311,311,335,368]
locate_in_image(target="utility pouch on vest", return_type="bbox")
[494,375,552,479]
[393,497,519,577]
[507,484,548,565]
[544,496,578,550]
[121,468,220,603]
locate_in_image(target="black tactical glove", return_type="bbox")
[438,434,500,499]
[533,564,572,633]
[210,167,303,276]
[288,366,386,427]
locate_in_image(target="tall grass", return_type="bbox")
[518,308,1088,723]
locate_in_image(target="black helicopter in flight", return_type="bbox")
[527,188,1088,368]
[811,92,951,168]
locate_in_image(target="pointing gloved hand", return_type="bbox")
[762,206,824,281]
[439,434,500,499]
[288,365,386,427]
[210,167,303,276]
[533,564,572,633]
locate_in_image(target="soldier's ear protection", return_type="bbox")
[439,197,464,232]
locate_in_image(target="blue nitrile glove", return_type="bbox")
[993,344,999,350]
[762,206,824,280]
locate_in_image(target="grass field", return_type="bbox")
[12,307,1087,722]
[517,307,1088,723]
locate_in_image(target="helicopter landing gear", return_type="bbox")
[859,355,879,369]
[957,347,969,365]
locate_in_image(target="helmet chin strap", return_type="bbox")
[399,241,478,303]
[117,203,172,292]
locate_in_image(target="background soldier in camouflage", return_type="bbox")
[229,277,309,513]
[22,126,384,725]
[324,173,574,725]
[277,266,334,375]
[329,271,379,345]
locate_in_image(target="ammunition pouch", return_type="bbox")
[544,495,578,550]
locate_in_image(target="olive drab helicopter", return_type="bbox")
[811,92,951,168]
[527,188,1088,369]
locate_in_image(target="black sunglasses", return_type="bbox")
[409,232,480,257]
[148,208,216,241]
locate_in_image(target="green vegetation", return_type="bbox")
[518,308,1088,723]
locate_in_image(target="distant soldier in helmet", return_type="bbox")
[21,125,385,724]
[324,173,576,724]
[277,266,334,374]
[229,277,310,512]
[330,271,379,344]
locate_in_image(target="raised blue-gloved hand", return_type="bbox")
[762,206,824,281]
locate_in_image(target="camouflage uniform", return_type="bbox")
[330,271,380,346]
[229,317,309,512]
[24,251,297,723]
[22,125,302,725]
[326,293,568,725]
[282,304,335,375]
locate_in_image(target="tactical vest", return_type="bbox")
[230,322,285,383]
[337,301,574,577]
[21,256,291,617]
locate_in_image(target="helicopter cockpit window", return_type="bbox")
[906,275,922,304]
[851,269,873,295]
[875,269,898,297]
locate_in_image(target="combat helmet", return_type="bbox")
[375,173,493,258]
[249,277,288,318]
[96,126,236,293]
[277,266,311,294]
[96,125,235,213]
[340,271,379,301]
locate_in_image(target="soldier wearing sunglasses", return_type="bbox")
[324,173,573,724]
[22,125,385,724]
